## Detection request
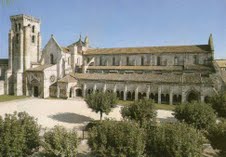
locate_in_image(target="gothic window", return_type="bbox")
[112,57,116,66]
[126,56,129,66]
[50,54,54,64]
[141,56,144,66]
[100,56,103,66]
[16,34,19,43]
[32,26,35,33]
[15,24,17,31]
[174,57,178,65]
[18,23,21,30]
[157,56,161,66]
[32,35,35,43]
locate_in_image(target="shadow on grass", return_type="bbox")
[49,112,93,124]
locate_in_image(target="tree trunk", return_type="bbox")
[100,111,103,121]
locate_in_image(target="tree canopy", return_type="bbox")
[85,91,118,120]
[42,126,78,157]
[88,120,145,157]
[210,92,226,118]
[121,99,157,127]
[145,122,204,157]
[174,102,216,130]
[0,112,41,156]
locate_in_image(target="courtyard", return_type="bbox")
[0,97,174,130]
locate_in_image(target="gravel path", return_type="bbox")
[0,98,175,129]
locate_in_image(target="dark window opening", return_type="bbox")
[16,34,19,43]
[18,23,21,30]
[112,57,116,66]
[157,56,161,66]
[32,35,35,43]
[32,25,35,33]
[50,54,54,64]
[100,56,103,66]
[126,57,129,66]
[141,56,144,66]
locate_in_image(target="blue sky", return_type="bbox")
[0,0,226,58]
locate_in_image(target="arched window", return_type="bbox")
[50,54,54,64]
[174,57,178,65]
[18,23,21,30]
[141,56,144,66]
[112,57,116,66]
[32,25,35,33]
[157,56,161,66]
[32,35,35,43]
[126,56,129,66]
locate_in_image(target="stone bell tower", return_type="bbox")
[5,14,41,96]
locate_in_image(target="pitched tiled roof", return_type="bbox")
[26,64,53,72]
[87,66,183,71]
[61,47,70,53]
[84,45,211,55]
[0,59,8,64]
[58,75,77,83]
[215,59,226,68]
[70,73,213,84]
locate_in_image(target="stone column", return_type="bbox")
[103,83,106,93]
[181,87,186,103]
[169,88,173,105]
[83,83,87,97]
[57,85,60,98]
[135,86,139,100]
[158,86,161,104]
[123,84,127,100]
[113,84,117,93]
[146,85,150,99]
[93,84,97,93]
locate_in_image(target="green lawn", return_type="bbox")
[118,100,176,111]
[0,95,27,102]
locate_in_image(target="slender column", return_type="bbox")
[57,86,60,98]
[169,88,173,105]
[181,87,186,103]
[83,83,87,97]
[123,84,127,100]
[146,86,150,99]
[93,84,97,93]
[103,83,106,93]
[135,86,139,100]
[113,84,117,93]
[158,86,161,104]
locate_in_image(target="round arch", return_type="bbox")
[187,91,200,103]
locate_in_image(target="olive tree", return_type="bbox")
[174,102,216,130]
[88,120,145,157]
[121,99,157,127]
[85,91,118,120]
[42,126,78,157]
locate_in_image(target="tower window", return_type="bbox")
[15,24,17,31]
[16,34,19,43]
[157,56,161,66]
[18,23,21,30]
[100,56,103,66]
[50,54,54,64]
[32,35,35,43]
[32,26,35,33]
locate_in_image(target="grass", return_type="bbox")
[0,95,27,102]
[118,100,176,111]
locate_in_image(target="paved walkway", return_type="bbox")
[0,98,174,130]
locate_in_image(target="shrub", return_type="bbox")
[174,102,216,130]
[210,93,226,118]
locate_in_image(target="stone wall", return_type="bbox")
[0,81,4,95]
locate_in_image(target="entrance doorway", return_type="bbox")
[76,89,82,97]
[187,91,199,102]
[34,86,39,97]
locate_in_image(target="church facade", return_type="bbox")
[0,14,225,104]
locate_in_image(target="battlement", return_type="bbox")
[10,14,40,23]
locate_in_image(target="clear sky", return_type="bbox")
[0,0,226,59]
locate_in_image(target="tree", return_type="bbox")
[85,91,118,120]
[207,120,226,157]
[42,126,78,157]
[145,122,204,157]
[174,102,216,130]
[210,92,226,118]
[121,99,157,127]
[0,112,41,156]
[88,120,145,157]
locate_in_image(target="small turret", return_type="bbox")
[84,36,89,47]
[208,33,214,60]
